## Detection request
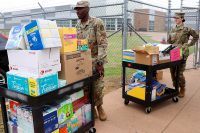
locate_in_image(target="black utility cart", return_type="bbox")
[122,60,182,113]
[0,75,97,133]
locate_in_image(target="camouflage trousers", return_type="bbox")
[170,60,186,88]
[93,77,104,107]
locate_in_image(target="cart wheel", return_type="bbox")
[145,107,152,113]
[89,127,96,133]
[124,99,129,105]
[172,97,178,103]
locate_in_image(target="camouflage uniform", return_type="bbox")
[168,24,199,88]
[76,17,108,106]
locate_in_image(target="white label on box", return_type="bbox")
[152,55,158,65]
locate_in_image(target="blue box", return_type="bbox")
[25,20,44,50]
[7,72,59,96]
[24,20,61,50]
[43,106,59,133]
[7,72,29,95]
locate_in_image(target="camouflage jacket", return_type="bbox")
[76,17,108,65]
[168,24,199,58]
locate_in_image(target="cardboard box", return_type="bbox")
[156,70,163,81]
[59,27,77,53]
[7,71,59,96]
[8,48,61,77]
[144,45,159,54]
[17,105,59,133]
[135,50,158,65]
[24,19,61,50]
[59,50,92,84]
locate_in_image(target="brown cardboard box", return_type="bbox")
[144,45,159,54]
[156,70,163,80]
[135,50,158,65]
[159,59,171,64]
[59,50,92,84]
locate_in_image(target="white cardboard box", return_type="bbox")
[7,48,61,77]
[24,19,61,50]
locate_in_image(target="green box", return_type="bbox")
[56,98,73,124]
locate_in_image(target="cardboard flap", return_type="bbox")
[144,45,159,54]
[133,49,149,54]
[134,46,159,55]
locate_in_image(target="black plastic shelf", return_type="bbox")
[125,88,179,106]
[122,60,182,71]
[0,74,98,133]
[122,60,182,113]
[0,74,98,107]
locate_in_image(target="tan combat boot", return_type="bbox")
[97,105,107,121]
[94,108,98,119]
[178,87,185,98]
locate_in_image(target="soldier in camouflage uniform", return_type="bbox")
[168,12,199,98]
[74,0,108,121]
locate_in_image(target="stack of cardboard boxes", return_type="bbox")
[6,20,61,97]
[58,27,92,84]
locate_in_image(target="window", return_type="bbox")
[56,20,70,27]
[106,18,115,31]
[117,18,122,30]
[72,19,78,27]
[149,20,154,31]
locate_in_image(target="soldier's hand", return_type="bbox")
[96,63,104,78]
[182,43,188,50]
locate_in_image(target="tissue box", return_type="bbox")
[43,107,59,133]
[8,48,61,77]
[25,19,61,50]
[59,27,77,53]
[6,25,26,50]
[7,72,59,96]
[17,105,59,133]
[71,115,79,133]
[82,104,92,125]
[74,108,83,128]
[7,121,18,133]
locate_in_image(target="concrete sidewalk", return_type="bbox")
[95,68,200,133]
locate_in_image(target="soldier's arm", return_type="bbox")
[188,28,199,47]
[167,35,172,44]
[96,19,108,64]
